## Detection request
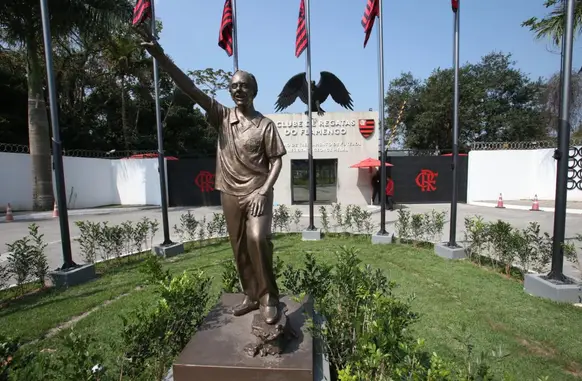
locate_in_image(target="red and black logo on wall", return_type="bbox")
[358,119,375,139]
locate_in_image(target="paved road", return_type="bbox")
[1,203,580,286]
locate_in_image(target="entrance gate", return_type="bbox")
[167,158,220,207]
[387,155,468,203]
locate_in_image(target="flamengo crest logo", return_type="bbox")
[195,171,215,192]
[415,169,438,192]
[358,119,375,139]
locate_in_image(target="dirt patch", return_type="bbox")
[24,286,143,347]
[565,361,582,378]
[486,318,508,332]
[517,337,557,359]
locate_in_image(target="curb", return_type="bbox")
[469,202,582,215]
[0,206,160,223]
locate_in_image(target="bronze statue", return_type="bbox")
[275,71,354,116]
[137,28,285,325]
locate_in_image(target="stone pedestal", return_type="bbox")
[371,233,393,245]
[173,293,314,381]
[302,230,321,241]
[524,273,582,304]
[49,264,96,288]
[434,242,466,260]
[152,242,184,258]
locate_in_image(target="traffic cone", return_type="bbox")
[530,195,540,212]
[5,203,14,222]
[495,193,505,209]
[52,201,58,218]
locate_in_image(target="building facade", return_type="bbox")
[266,111,379,206]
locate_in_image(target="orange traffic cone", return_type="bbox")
[5,203,14,222]
[495,193,505,209]
[52,201,58,218]
[530,195,540,212]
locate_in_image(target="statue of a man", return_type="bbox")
[138,29,286,325]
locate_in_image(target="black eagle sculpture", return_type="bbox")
[275,71,354,116]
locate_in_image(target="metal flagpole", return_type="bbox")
[232,0,239,71]
[306,0,315,230]
[377,0,387,235]
[448,0,460,247]
[548,0,575,282]
[151,1,173,246]
[40,0,76,269]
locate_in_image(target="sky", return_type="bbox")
[154,0,582,115]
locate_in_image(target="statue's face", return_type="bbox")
[229,71,256,107]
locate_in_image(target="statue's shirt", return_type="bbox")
[206,100,287,196]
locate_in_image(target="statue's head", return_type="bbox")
[229,70,258,108]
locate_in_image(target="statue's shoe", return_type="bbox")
[232,297,259,317]
[260,304,281,325]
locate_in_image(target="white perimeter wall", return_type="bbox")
[0,152,168,211]
[467,147,582,202]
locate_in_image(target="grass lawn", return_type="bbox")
[1,234,581,380]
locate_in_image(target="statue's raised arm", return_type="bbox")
[136,27,213,113]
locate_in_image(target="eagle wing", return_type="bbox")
[274,72,308,112]
[317,71,354,110]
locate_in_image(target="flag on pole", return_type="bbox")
[361,0,379,48]
[295,0,307,57]
[218,0,234,56]
[132,0,152,26]
[451,0,459,12]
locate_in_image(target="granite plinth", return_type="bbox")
[152,242,184,258]
[302,230,321,241]
[173,293,314,381]
[524,273,582,304]
[49,264,96,288]
[434,242,466,260]
[371,233,393,245]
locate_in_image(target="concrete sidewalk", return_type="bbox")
[0,205,162,223]
[471,199,582,214]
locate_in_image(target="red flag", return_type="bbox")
[132,0,152,26]
[218,0,234,56]
[361,0,379,48]
[295,0,307,58]
[451,0,459,12]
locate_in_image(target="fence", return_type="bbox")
[0,142,158,159]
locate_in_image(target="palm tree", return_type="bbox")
[522,0,582,48]
[102,26,152,150]
[0,0,132,210]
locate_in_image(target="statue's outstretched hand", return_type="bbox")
[134,24,164,57]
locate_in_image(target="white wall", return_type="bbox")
[0,152,167,211]
[266,111,379,206]
[467,147,582,202]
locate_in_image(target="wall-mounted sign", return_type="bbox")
[276,119,359,137]
[276,119,357,128]
[286,141,363,153]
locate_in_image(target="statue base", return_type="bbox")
[173,293,314,381]
[244,306,297,357]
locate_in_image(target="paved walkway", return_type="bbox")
[475,199,582,213]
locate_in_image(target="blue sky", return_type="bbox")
[155,0,581,115]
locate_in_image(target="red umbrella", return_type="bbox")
[441,153,468,156]
[349,157,393,168]
[122,153,179,160]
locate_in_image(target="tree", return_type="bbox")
[0,0,132,210]
[0,47,27,144]
[522,0,582,47]
[385,52,548,150]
